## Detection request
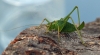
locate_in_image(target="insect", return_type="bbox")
[40,6,85,44]
[1,6,85,45]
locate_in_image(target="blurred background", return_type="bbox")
[0,0,100,54]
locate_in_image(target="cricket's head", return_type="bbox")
[47,21,58,31]
[47,19,66,32]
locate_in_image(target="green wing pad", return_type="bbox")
[48,21,58,31]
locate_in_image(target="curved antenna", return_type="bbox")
[0,24,39,32]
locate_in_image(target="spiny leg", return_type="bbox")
[69,16,85,45]
[61,6,81,32]
[63,6,84,44]
[64,6,80,25]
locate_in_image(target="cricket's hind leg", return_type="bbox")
[69,16,85,45]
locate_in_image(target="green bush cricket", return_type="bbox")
[40,6,85,44]
[0,6,85,45]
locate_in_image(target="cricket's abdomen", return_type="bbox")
[61,22,76,33]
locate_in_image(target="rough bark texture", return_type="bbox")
[2,18,100,55]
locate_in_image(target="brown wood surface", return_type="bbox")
[2,18,100,55]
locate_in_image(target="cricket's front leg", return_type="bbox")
[39,18,50,26]
[39,18,51,33]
